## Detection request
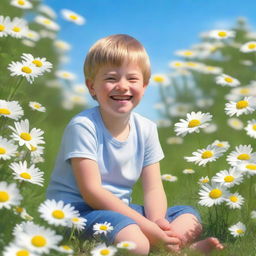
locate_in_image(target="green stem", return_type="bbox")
[7,77,24,101]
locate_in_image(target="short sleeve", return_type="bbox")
[143,124,164,167]
[62,122,98,161]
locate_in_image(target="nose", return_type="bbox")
[115,78,129,91]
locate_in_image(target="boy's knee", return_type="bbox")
[115,224,150,255]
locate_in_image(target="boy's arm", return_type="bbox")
[71,157,176,246]
[141,162,168,223]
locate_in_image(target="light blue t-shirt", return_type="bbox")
[47,106,164,205]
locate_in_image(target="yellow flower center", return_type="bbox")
[18,0,25,5]
[100,225,108,231]
[224,77,233,83]
[246,164,256,170]
[30,145,37,151]
[16,250,30,256]
[0,24,5,31]
[165,175,172,179]
[209,189,222,199]
[69,14,78,20]
[0,108,11,115]
[229,195,238,203]
[63,73,70,78]
[188,119,201,128]
[123,243,129,247]
[0,147,7,154]
[248,43,256,49]
[43,19,52,25]
[21,66,32,74]
[100,249,110,255]
[13,27,21,32]
[237,229,244,234]
[240,88,250,94]
[61,245,72,251]
[0,191,9,202]
[206,66,215,71]
[202,150,213,159]
[31,235,47,247]
[187,62,197,67]
[32,60,43,67]
[184,51,193,56]
[153,76,164,83]
[174,62,182,67]
[237,154,250,160]
[252,124,256,131]
[224,175,234,182]
[236,100,248,109]
[72,217,79,222]
[218,31,227,37]
[216,143,224,147]
[202,178,209,183]
[20,132,32,141]
[15,206,24,213]
[20,172,32,180]
[52,209,65,219]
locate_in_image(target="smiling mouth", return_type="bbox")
[110,96,133,101]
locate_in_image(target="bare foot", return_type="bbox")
[190,237,224,255]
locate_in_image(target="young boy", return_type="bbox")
[47,34,223,255]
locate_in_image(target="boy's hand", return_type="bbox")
[154,218,171,231]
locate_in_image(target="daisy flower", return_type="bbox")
[9,17,28,38]
[24,29,40,41]
[227,117,244,130]
[38,4,57,19]
[0,181,22,209]
[161,174,178,182]
[169,103,192,117]
[29,144,44,158]
[10,0,32,9]
[216,74,240,87]
[0,100,24,120]
[208,29,235,39]
[200,65,223,75]
[21,53,52,74]
[183,168,195,174]
[22,39,35,47]
[55,70,76,81]
[9,119,45,150]
[0,136,18,160]
[166,136,183,145]
[212,140,230,152]
[29,101,46,112]
[54,40,71,51]
[38,199,79,227]
[198,176,210,185]
[3,243,37,256]
[212,168,244,188]
[185,145,224,167]
[199,182,229,207]
[226,192,244,209]
[70,216,87,231]
[73,84,88,94]
[61,9,86,25]
[35,15,60,31]
[31,155,45,164]
[225,97,256,117]
[14,222,62,254]
[240,41,256,53]
[56,244,74,254]
[151,73,170,86]
[117,241,137,250]
[0,16,12,37]
[202,123,217,133]
[9,161,44,186]
[13,205,33,220]
[227,145,256,167]
[245,119,256,139]
[169,60,186,69]
[251,210,256,219]
[237,161,256,176]
[228,222,246,237]
[175,49,197,58]
[8,60,42,84]
[174,111,212,136]
[90,243,117,256]
[93,222,114,236]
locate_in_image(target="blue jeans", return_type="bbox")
[70,202,201,244]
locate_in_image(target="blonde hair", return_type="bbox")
[84,34,151,84]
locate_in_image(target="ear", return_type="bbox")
[86,79,95,96]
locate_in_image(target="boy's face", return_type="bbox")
[86,61,148,118]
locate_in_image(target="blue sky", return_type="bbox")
[44,0,256,121]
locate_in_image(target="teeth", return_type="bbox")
[111,96,132,100]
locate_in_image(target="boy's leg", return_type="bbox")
[115,224,150,255]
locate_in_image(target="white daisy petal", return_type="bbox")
[93,222,114,236]
[228,222,246,237]
[90,243,117,256]
[0,136,18,160]
[61,9,86,25]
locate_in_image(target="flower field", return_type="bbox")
[1,0,256,255]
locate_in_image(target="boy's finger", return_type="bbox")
[166,236,181,245]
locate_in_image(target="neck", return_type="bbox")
[99,107,131,137]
